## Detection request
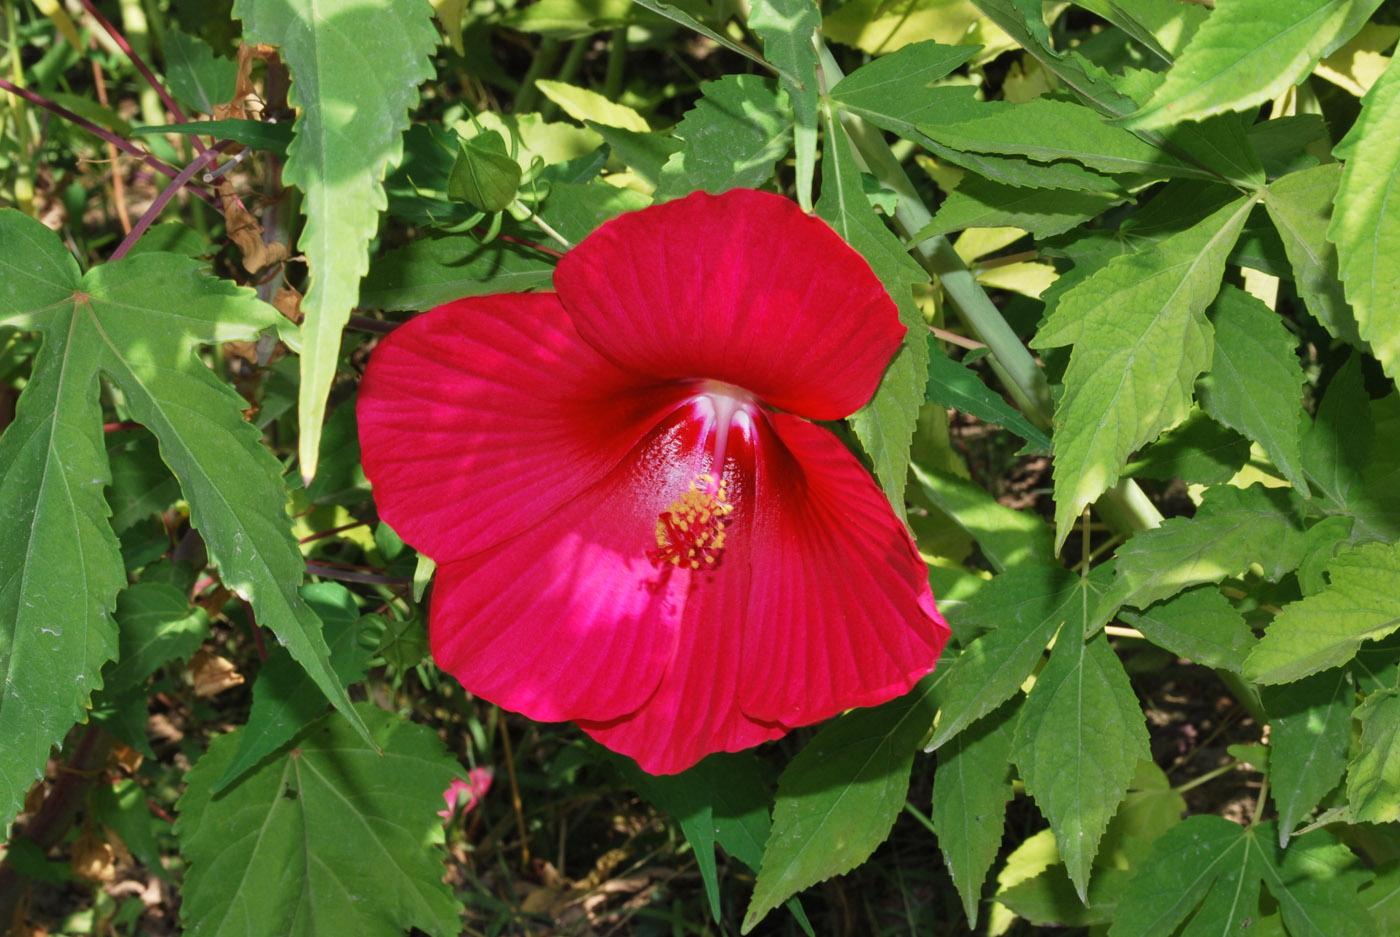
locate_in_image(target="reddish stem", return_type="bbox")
[299,520,372,544]
[0,77,219,208]
[103,420,141,433]
[110,144,222,261]
[78,0,208,155]
[496,232,565,259]
[0,727,115,924]
[306,561,412,586]
[348,315,399,335]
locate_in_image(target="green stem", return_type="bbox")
[3,0,34,214]
[117,0,163,128]
[816,42,1165,540]
[515,37,561,114]
[604,28,628,101]
[540,37,590,122]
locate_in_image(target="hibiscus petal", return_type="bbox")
[576,412,948,774]
[553,189,906,422]
[735,413,950,724]
[427,404,720,724]
[357,293,687,562]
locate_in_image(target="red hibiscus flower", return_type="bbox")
[357,189,949,775]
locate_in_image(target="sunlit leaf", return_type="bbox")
[1330,52,1400,392]
[749,0,819,208]
[926,564,1083,751]
[1117,585,1256,673]
[1264,163,1361,346]
[1246,540,1400,684]
[910,466,1055,574]
[916,174,1126,239]
[1123,0,1383,129]
[656,75,791,200]
[1348,688,1400,823]
[1108,817,1374,937]
[818,109,929,514]
[233,0,439,480]
[1033,196,1253,550]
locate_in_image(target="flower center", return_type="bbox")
[649,473,733,569]
[646,384,756,572]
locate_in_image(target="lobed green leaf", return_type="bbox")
[931,702,1016,927]
[177,705,463,937]
[1265,163,1361,346]
[1349,689,1400,823]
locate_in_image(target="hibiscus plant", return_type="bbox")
[2,0,1399,934]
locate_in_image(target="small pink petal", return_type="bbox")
[554,189,906,422]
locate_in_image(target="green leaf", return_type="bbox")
[162,30,237,115]
[926,565,1083,751]
[1108,817,1374,937]
[1105,483,1308,614]
[131,118,294,156]
[93,778,175,882]
[743,680,937,932]
[1117,585,1256,672]
[585,124,681,185]
[530,180,649,244]
[215,584,371,791]
[916,174,1127,240]
[233,0,440,481]
[656,75,791,200]
[1265,163,1361,346]
[1123,408,1251,486]
[624,752,810,930]
[1012,628,1149,899]
[1330,52,1400,392]
[925,340,1051,453]
[1349,686,1400,823]
[446,130,522,212]
[997,866,1129,927]
[1123,0,1384,130]
[0,211,371,823]
[932,701,1016,927]
[1197,284,1309,494]
[917,96,1206,179]
[103,582,210,693]
[1033,195,1253,550]
[627,0,792,79]
[748,0,820,208]
[0,213,122,825]
[826,39,980,123]
[360,235,554,311]
[535,79,650,131]
[1262,673,1354,845]
[909,466,1054,575]
[177,705,463,937]
[818,110,929,514]
[106,430,182,531]
[1246,540,1400,684]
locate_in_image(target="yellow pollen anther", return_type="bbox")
[649,474,734,570]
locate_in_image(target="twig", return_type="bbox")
[110,144,221,261]
[499,723,532,872]
[90,55,131,233]
[305,561,411,586]
[0,77,219,208]
[78,0,208,155]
